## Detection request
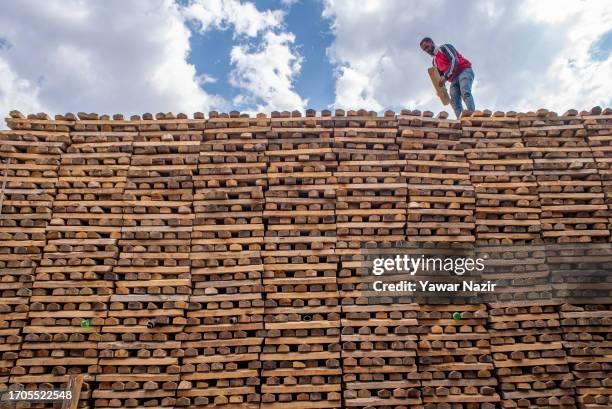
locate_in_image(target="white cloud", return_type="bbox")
[230,31,307,112]
[182,0,284,38]
[0,0,308,127]
[0,58,42,115]
[517,0,612,110]
[281,0,300,7]
[0,0,223,127]
[323,0,612,113]
[182,0,307,113]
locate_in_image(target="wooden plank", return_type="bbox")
[428,67,451,105]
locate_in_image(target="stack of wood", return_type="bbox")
[478,243,553,305]
[195,110,267,244]
[1,112,91,406]
[489,304,576,408]
[520,109,609,243]
[2,109,612,409]
[180,111,267,408]
[417,305,500,409]
[559,303,612,409]
[94,330,182,408]
[1,113,62,397]
[0,111,70,280]
[461,110,541,245]
[115,112,197,297]
[179,297,264,409]
[261,110,342,408]
[333,109,406,249]
[341,303,422,408]
[399,110,474,242]
[95,113,197,408]
[334,109,407,341]
[117,112,198,294]
[583,107,612,236]
[72,112,141,133]
[265,109,336,241]
[17,126,132,407]
[0,282,26,399]
[1,111,66,309]
[545,243,612,305]
[260,303,342,408]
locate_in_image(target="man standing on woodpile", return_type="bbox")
[420,37,475,118]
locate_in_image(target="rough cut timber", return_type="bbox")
[546,243,612,306]
[418,304,500,409]
[560,304,612,409]
[333,110,406,250]
[520,110,609,243]
[262,111,342,409]
[478,244,553,306]
[462,111,542,245]
[583,108,612,239]
[341,303,422,409]
[400,110,474,243]
[1,109,611,409]
[489,305,575,409]
[182,112,267,408]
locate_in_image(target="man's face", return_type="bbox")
[420,40,435,56]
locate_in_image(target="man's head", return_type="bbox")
[420,37,435,56]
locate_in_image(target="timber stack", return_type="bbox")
[400,110,473,243]
[262,110,341,408]
[0,108,611,409]
[489,304,575,409]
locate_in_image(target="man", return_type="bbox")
[420,37,475,118]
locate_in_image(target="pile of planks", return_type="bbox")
[560,304,612,409]
[1,109,611,409]
[334,109,405,249]
[94,113,198,409]
[520,110,609,243]
[341,303,422,409]
[418,304,500,409]
[400,110,474,242]
[462,111,541,245]
[3,113,95,408]
[490,304,576,409]
[583,108,612,240]
[262,110,342,409]
[182,111,267,408]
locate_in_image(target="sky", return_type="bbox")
[0,0,610,125]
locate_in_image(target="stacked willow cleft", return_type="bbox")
[560,304,612,409]
[0,109,611,409]
[262,110,341,408]
[418,305,499,409]
[181,112,266,408]
[489,305,575,409]
[462,111,539,245]
[341,304,422,409]
[94,113,198,409]
[400,110,473,243]
[520,110,609,243]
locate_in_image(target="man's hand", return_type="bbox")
[438,77,447,87]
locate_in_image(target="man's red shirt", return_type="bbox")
[433,44,472,82]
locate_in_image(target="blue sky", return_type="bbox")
[185,0,335,109]
[0,0,610,123]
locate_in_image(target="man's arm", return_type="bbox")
[440,44,458,80]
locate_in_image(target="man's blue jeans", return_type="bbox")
[449,67,475,118]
